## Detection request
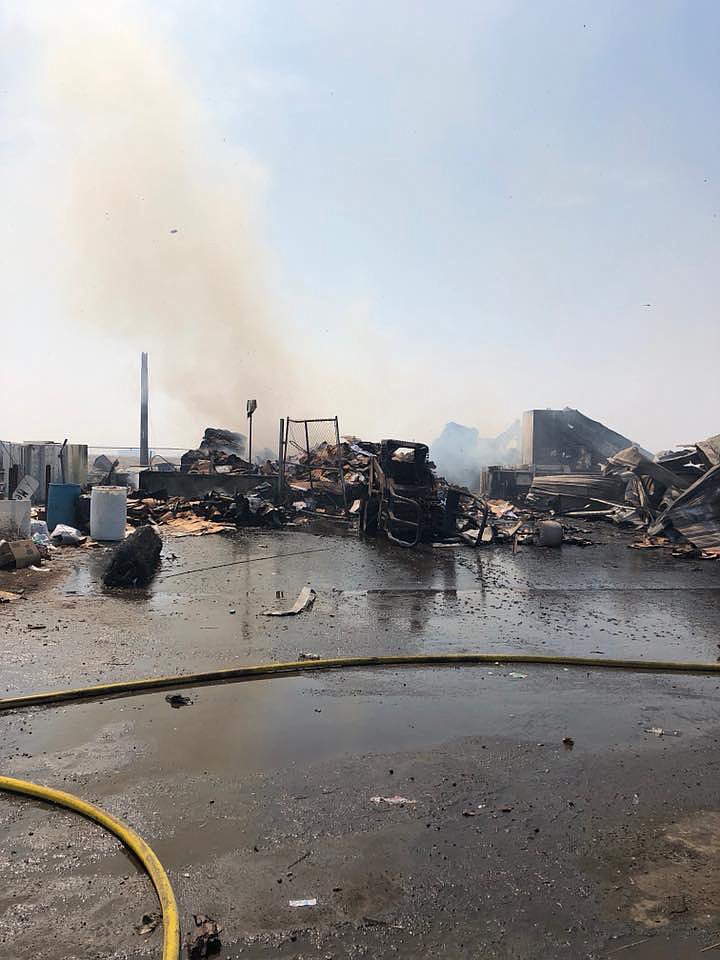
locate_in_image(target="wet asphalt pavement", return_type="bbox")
[1,523,720,958]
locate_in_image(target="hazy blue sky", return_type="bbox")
[2,0,718,451]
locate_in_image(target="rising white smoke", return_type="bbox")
[31,0,299,447]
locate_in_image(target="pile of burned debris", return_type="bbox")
[126,485,285,536]
[358,440,489,547]
[284,438,376,518]
[284,436,591,550]
[181,428,252,475]
[522,434,720,558]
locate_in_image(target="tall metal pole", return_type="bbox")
[140,352,149,468]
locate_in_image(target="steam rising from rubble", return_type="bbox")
[431,420,521,489]
[37,2,297,445]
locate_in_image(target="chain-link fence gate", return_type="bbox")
[279,417,348,511]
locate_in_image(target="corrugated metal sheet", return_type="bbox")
[526,474,626,510]
[649,464,720,551]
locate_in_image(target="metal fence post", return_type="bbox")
[304,420,314,492]
[277,418,285,504]
[334,416,348,512]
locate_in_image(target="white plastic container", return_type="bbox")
[0,500,31,539]
[90,486,127,541]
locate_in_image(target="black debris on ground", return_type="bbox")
[102,524,163,588]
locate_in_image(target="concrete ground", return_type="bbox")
[1,521,720,959]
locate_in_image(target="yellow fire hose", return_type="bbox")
[0,775,180,960]
[0,652,719,712]
[2,652,720,957]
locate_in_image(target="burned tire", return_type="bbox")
[361,496,380,534]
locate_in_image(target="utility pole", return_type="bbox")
[140,352,149,468]
[247,399,257,468]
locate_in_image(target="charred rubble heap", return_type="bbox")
[521,434,720,558]
[180,428,250,475]
[102,419,720,557]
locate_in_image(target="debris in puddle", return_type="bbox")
[562,737,575,750]
[607,938,652,954]
[135,911,162,936]
[165,694,193,708]
[185,914,222,959]
[264,586,316,616]
[286,850,312,870]
[370,795,416,806]
[363,915,404,929]
[289,898,317,907]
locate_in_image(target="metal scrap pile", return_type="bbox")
[522,433,720,558]
[604,437,720,557]
[357,440,490,547]
[481,500,592,548]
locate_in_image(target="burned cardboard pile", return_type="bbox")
[181,428,251,475]
[126,484,284,536]
[284,438,377,517]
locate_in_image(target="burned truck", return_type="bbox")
[360,440,488,547]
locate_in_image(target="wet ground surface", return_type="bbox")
[1,523,720,958]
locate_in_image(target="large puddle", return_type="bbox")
[14,665,719,785]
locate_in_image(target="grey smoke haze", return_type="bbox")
[5,2,717,451]
[36,3,298,447]
[431,420,521,489]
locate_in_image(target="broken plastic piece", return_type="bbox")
[264,586,316,616]
[370,795,416,806]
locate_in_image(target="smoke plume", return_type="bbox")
[35,1,298,447]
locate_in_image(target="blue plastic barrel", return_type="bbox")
[47,483,81,532]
